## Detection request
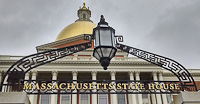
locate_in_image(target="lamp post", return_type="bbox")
[93,15,117,70]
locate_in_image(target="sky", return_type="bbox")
[0,0,200,69]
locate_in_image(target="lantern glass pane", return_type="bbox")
[111,32,115,47]
[110,48,116,58]
[96,48,103,57]
[100,29,112,46]
[101,48,112,57]
[93,51,100,61]
[94,30,100,47]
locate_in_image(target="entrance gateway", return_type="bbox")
[0,4,197,95]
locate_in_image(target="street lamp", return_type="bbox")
[93,15,117,70]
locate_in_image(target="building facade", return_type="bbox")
[0,3,200,104]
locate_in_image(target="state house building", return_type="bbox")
[0,3,200,104]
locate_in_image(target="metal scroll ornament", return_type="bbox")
[0,34,92,91]
[116,43,197,91]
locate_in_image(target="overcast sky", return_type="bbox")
[0,0,200,69]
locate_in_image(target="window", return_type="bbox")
[83,13,86,18]
[99,94,107,104]
[167,94,172,104]
[40,95,50,104]
[60,94,71,104]
[142,94,149,104]
[142,94,148,98]
[117,94,126,104]
[80,94,89,104]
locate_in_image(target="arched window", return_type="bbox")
[83,13,86,18]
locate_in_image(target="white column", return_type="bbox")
[24,72,30,93]
[51,71,58,104]
[148,94,151,104]
[30,71,37,104]
[0,71,3,91]
[0,71,2,86]
[151,94,157,104]
[72,71,78,104]
[91,71,97,104]
[24,72,30,80]
[159,71,167,104]
[151,70,157,104]
[110,71,118,104]
[135,71,143,104]
[1,70,7,92]
[153,71,162,104]
[1,71,8,92]
[128,71,137,104]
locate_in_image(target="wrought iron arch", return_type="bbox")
[0,34,93,92]
[116,43,197,91]
[0,35,197,92]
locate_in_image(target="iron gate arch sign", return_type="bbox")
[0,34,197,94]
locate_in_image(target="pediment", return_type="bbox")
[36,34,92,52]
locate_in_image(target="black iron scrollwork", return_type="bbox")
[115,35,123,43]
[116,43,197,91]
[84,34,93,41]
[0,39,92,91]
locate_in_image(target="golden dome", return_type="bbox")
[56,3,96,41]
[56,21,96,41]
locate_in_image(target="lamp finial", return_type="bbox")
[100,15,105,22]
[98,15,108,25]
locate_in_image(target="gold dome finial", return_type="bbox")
[82,2,87,9]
